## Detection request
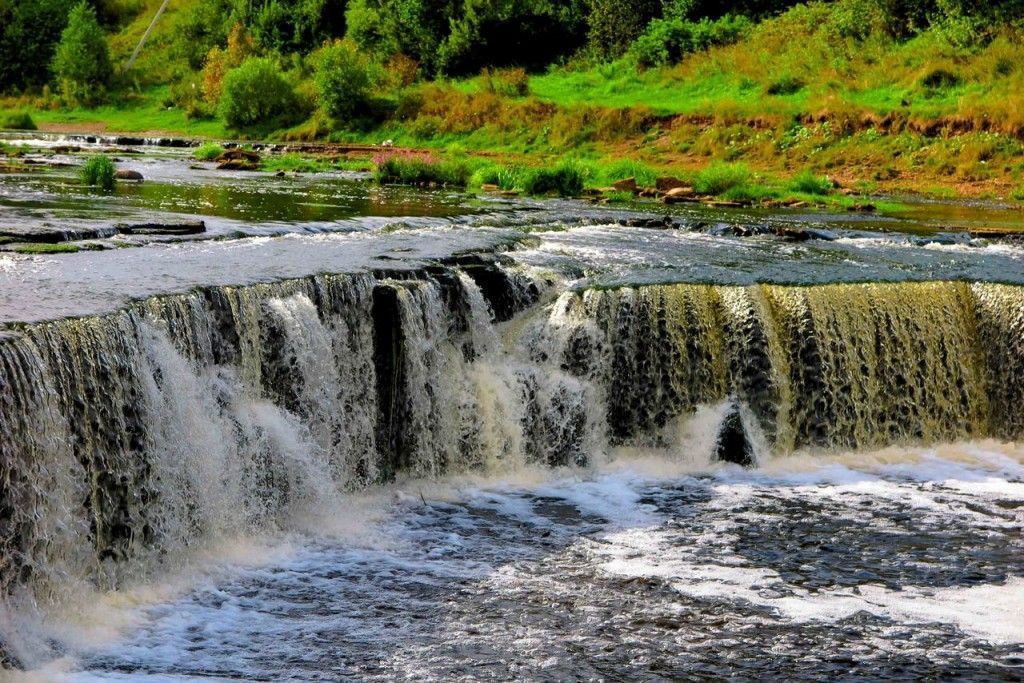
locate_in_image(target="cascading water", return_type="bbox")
[2,263,1024,672]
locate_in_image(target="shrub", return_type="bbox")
[631,14,752,67]
[521,162,585,196]
[51,2,112,106]
[693,162,751,195]
[481,68,529,97]
[201,23,255,106]
[374,152,471,186]
[789,170,833,195]
[0,111,36,130]
[80,155,116,190]
[588,0,663,60]
[919,68,960,89]
[765,76,805,96]
[193,143,226,161]
[313,40,376,121]
[219,58,300,130]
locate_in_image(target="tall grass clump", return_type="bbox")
[693,162,751,195]
[193,143,225,161]
[520,161,585,196]
[469,163,524,190]
[0,111,36,130]
[80,155,116,190]
[374,152,471,186]
[789,170,833,195]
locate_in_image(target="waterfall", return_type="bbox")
[2,267,1024,653]
[558,281,1024,453]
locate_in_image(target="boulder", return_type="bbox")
[215,148,262,171]
[714,403,755,467]
[612,177,638,193]
[662,186,697,204]
[656,176,687,192]
[115,169,144,182]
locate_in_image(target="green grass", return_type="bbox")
[788,170,834,195]
[693,162,751,195]
[0,111,36,130]
[193,142,225,161]
[374,153,475,187]
[6,87,228,138]
[13,243,81,254]
[80,155,117,190]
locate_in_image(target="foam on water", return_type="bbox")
[7,442,1021,680]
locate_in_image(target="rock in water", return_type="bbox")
[715,403,755,467]
[115,169,144,181]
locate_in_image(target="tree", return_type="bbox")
[219,57,300,129]
[0,0,78,92]
[51,2,112,105]
[233,0,346,53]
[314,40,376,120]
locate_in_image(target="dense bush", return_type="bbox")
[587,0,663,60]
[80,155,116,190]
[0,0,77,92]
[51,2,112,105]
[234,0,346,53]
[348,0,586,75]
[0,111,37,130]
[631,14,752,67]
[481,68,530,97]
[219,57,300,129]
[314,40,377,120]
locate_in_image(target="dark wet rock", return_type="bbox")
[618,216,677,229]
[656,176,688,192]
[612,177,638,193]
[775,226,838,242]
[115,221,206,236]
[848,203,877,212]
[215,149,262,171]
[115,170,144,182]
[968,227,1024,240]
[714,403,755,467]
[51,145,81,154]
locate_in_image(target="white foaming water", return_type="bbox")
[5,440,1020,680]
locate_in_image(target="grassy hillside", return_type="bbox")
[3,0,1024,201]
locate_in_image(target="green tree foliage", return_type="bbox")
[587,0,663,60]
[0,0,77,92]
[314,40,377,120]
[233,0,346,53]
[347,0,586,75]
[219,57,300,129]
[51,2,113,105]
[631,13,752,66]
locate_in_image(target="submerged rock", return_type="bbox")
[115,221,206,236]
[715,403,755,467]
[115,169,144,182]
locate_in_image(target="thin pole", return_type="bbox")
[123,0,172,73]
